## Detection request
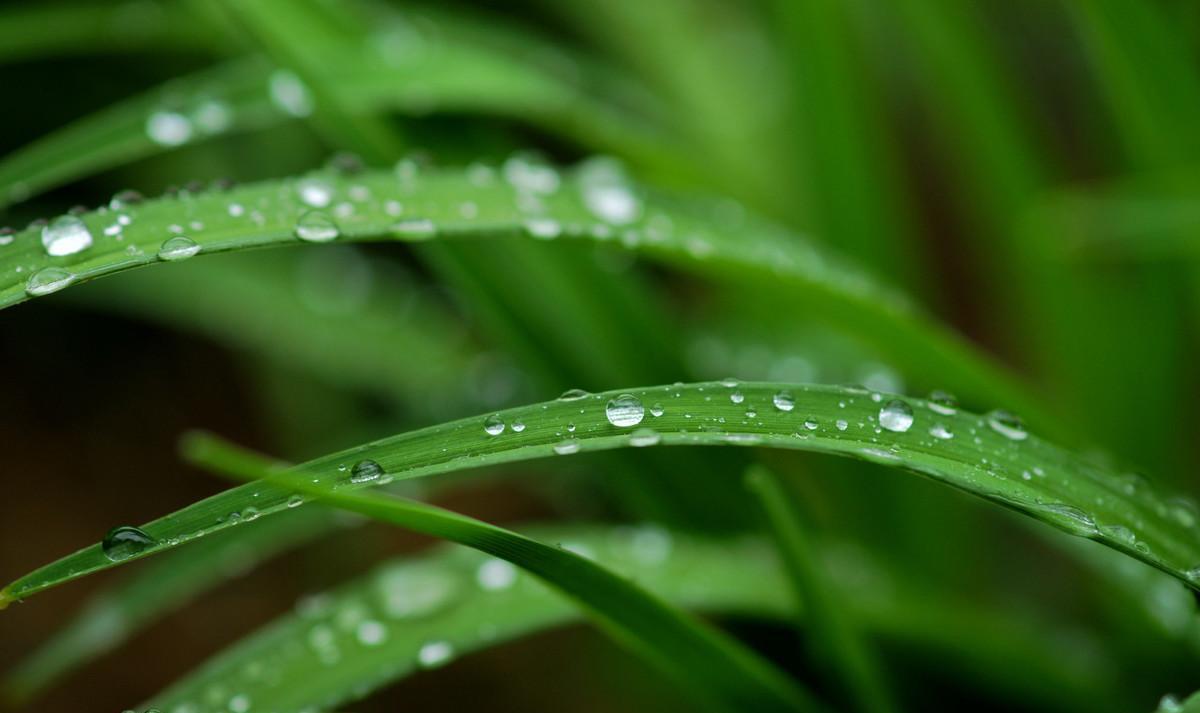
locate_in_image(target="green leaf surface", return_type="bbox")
[185,440,817,713]
[5,381,1198,607]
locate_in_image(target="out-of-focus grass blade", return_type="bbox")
[135,516,1120,713]
[0,163,1046,424]
[6,381,1199,604]
[187,440,818,713]
[746,466,896,713]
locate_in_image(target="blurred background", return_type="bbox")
[1,0,1199,711]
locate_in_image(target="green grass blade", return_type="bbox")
[1,506,336,705]
[0,163,1047,425]
[5,381,1198,604]
[187,440,818,713]
[134,519,1119,713]
[746,466,897,713]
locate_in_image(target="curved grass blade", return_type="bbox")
[139,521,1119,713]
[0,162,1048,426]
[746,466,896,713]
[0,19,679,209]
[5,381,1199,605]
[188,443,817,713]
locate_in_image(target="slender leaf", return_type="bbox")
[5,380,1198,606]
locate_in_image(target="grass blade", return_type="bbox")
[0,163,1047,425]
[746,465,897,713]
[5,381,1198,604]
[186,438,819,713]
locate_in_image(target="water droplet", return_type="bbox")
[1168,498,1198,528]
[476,558,517,591]
[928,390,958,415]
[578,158,641,225]
[629,428,660,447]
[294,211,339,243]
[835,419,848,431]
[483,414,505,436]
[510,420,526,433]
[986,410,1027,441]
[1037,503,1098,535]
[42,215,93,256]
[0,227,13,246]
[158,236,201,261]
[417,640,455,668]
[109,189,144,210]
[524,218,561,239]
[192,100,231,134]
[26,267,76,296]
[803,418,818,431]
[559,388,589,401]
[296,178,333,208]
[145,110,192,146]
[729,391,744,404]
[1157,694,1183,713]
[929,423,954,440]
[287,494,304,508]
[649,403,664,417]
[606,394,644,427]
[377,563,460,619]
[879,399,914,433]
[228,694,251,713]
[772,391,795,412]
[102,526,156,562]
[269,70,314,117]
[553,438,580,455]
[349,459,384,484]
[356,620,388,646]
[391,218,436,239]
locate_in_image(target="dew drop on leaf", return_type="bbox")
[772,391,795,412]
[558,388,589,401]
[158,236,201,261]
[25,267,76,296]
[629,428,660,447]
[476,558,517,591]
[417,640,455,668]
[928,390,958,415]
[606,394,644,427]
[294,210,340,244]
[879,399,914,433]
[553,438,580,455]
[42,215,93,256]
[102,525,156,562]
[986,410,1027,441]
[483,414,505,436]
[296,178,333,208]
[145,110,192,146]
[349,459,384,484]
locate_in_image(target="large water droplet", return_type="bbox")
[295,211,340,243]
[606,394,644,427]
[483,414,505,436]
[158,236,201,261]
[349,459,384,484]
[772,391,795,412]
[879,399,914,433]
[145,110,192,146]
[986,410,1028,441]
[26,267,76,296]
[42,215,93,256]
[102,526,156,562]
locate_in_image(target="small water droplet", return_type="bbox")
[835,419,848,431]
[929,423,954,440]
[26,267,76,296]
[42,215,93,256]
[927,390,958,415]
[269,70,314,117]
[986,410,1027,441]
[606,394,644,427]
[772,391,795,412]
[145,110,192,146]
[228,694,251,713]
[294,211,339,243]
[476,558,517,591]
[417,640,455,668]
[296,178,333,208]
[102,526,156,562]
[629,428,660,447]
[553,438,580,455]
[349,459,384,484]
[391,218,436,239]
[483,414,505,436]
[649,403,664,417]
[559,388,589,401]
[803,418,818,431]
[109,190,144,210]
[356,620,388,646]
[729,390,744,404]
[287,494,304,508]
[879,399,914,433]
[524,218,561,239]
[510,420,526,433]
[158,236,201,261]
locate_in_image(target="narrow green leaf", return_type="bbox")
[186,438,818,713]
[0,162,1047,425]
[746,466,897,713]
[5,381,1197,607]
